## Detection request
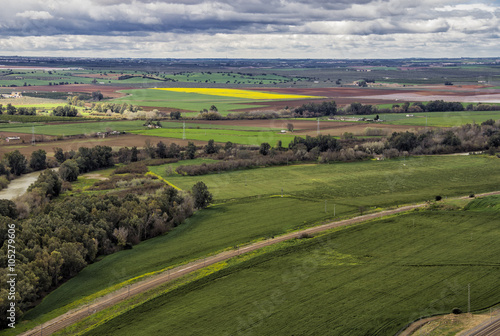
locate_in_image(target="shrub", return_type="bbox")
[435,195,442,201]
[0,176,9,190]
[114,162,148,175]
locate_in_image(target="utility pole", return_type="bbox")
[324,200,327,213]
[334,204,336,217]
[32,125,35,146]
[317,118,320,135]
[182,121,186,140]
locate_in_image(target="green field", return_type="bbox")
[20,197,352,329]
[0,69,300,88]
[131,127,297,146]
[350,110,500,127]
[83,202,500,336]
[14,155,500,335]
[160,155,500,204]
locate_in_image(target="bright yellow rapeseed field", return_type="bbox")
[153,88,322,100]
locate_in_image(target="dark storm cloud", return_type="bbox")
[0,0,471,37]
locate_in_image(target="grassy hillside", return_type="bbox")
[158,155,500,204]
[83,200,500,336]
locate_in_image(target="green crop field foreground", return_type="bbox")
[83,197,500,336]
[12,155,500,336]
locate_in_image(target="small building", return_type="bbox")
[5,136,21,142]
[9,92,22,98]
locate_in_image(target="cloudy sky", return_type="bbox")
[1,0,499,58]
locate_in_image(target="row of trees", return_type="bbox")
[52,105,78,117]
[90,102,141,114]
[0,104,36,116]
[2,149,48,177]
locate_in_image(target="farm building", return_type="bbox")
[9,92,22,98]
[5,136,21,142]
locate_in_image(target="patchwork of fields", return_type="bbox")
[14,155,500,336]
[3,62,500,336]
[113,88,325,115]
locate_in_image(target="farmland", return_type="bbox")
[155,155,500,203]
[14,155,500,335]
[112,88,325,115]
[349,110,500,127]
[3,57,500,336]
[131,127,298,147]
[83,201,500,336]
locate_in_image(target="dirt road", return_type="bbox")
[19,191,500,336]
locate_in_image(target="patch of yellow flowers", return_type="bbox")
[153,88,321,100]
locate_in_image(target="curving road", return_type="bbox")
[19,191,500,336]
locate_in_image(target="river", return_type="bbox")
[0,171,42,200]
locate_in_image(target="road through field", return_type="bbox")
[19,191,500,336]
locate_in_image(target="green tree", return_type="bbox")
[204,139,218,154]
[28,169,62,198]
[192,181,213,209]
[29,149,47,171]
[259,142,271,156]
[131,146,139,162]
[489,134,500,148]
[389,131,418,152]
[92,91,103,101]
[5,150,27,176]
[170,111,181,120]
[0,199,17,218]
[59,159,80,182]
[6,103,16,115]
[224,141,234,152]
[186,142,196,159]
[156,141,168,158]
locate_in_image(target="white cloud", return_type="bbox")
[0,0,498,58]
[15,10,53,20]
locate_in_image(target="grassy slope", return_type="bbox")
[19,155,500,328]
[162,156,500,204]
[131,128,297,146]
[347,111,500,127]
[83,204,500,336]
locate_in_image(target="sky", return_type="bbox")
[0,0,499,59]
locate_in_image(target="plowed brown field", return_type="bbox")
[0,133,205,158]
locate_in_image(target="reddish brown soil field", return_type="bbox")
[0,134,205,158]
[241,85,500,109]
